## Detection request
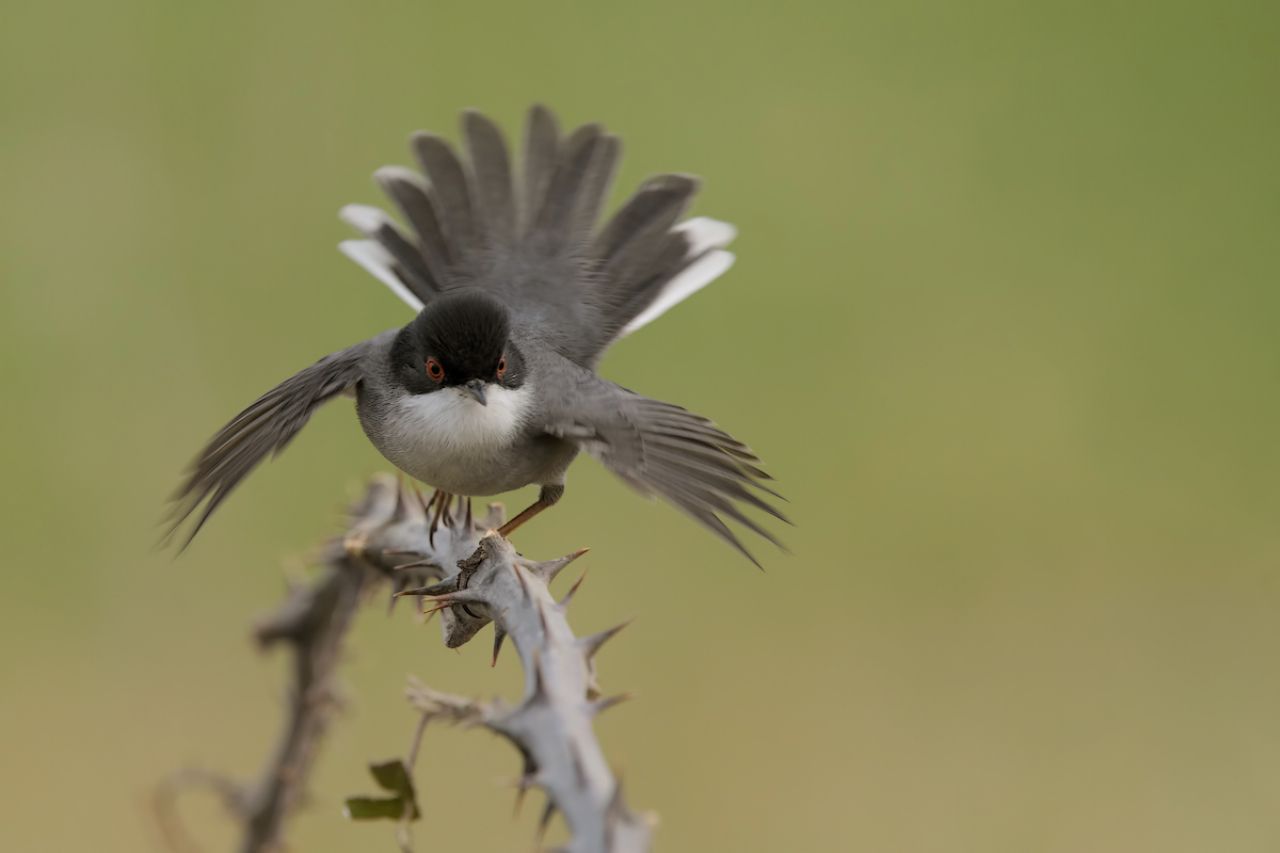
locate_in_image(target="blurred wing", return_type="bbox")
[166,336,386,549]
[539,365,787,566]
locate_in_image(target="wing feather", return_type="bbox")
[539,362,787,566]
[166,335,389,548]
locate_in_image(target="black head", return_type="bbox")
[389,290,526,402]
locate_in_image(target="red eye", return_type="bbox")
[496,356,507,380]
[426,357,445,382]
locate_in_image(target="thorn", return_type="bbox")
[510,560,533,603]
[392,559,433,571]
[606,776,632,823]
[512,773,534,818]
[412,589,484,606]
[481,501,505,529]
[341,530,370,559]
[394,578,456,598]
[579,619,632,660]
[465,497,473,529]
[531,547,590,584]
[382,549,423,559]
[491,626,506,668]
[535,799,556,842]
[591,692,634,716]
[420,600,456,618]
[528,650,548,703]
[559,569,590,609]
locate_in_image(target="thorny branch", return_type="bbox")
[154,513,378,853]
[157,474,650,852]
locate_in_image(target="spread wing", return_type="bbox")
[338,106,737,367]
[538,363,788,566]
[166,336,387,549]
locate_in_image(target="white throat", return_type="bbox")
[390,384,531,456]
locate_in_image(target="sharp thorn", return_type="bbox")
[536,799,556,840]
[591,692,634,716]
[534,547,590,584]
[559,569,590,608]
[580,619,633,659]
[420,601,456,618]
[491,626,507,668]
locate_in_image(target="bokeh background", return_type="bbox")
[3,2,1279,851]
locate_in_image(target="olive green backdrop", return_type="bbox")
[2,1,1278,851]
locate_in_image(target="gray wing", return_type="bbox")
[166,336,386,549]
[538,363,788,566]
[339,106,737,366]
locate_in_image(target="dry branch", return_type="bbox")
[154,533,373,853]
[158,474,651,852]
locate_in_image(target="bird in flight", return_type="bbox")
[169,106,786,563]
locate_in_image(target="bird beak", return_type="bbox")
[464,379,487,406]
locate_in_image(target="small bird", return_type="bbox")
[169,106,786,563]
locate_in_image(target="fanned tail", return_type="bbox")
[339,105,736,360]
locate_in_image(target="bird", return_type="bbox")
[168,106,786,563]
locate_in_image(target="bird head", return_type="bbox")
[390,291,526,404]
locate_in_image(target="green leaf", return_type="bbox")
[343,759,420,822]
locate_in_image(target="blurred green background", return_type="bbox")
[3,1,1279,850]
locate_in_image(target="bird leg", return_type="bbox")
[427,489,454,547]
[497,485,564,538]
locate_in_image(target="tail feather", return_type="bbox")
[532,124,610,251]
[675,216,737,257]
[520,105,560,236]
[338,204,436,301]
[569,132,620,242]
[410,133,477,258]
[590,174,698,265]
[339,106,736,360]
[621,249,735,336]
[338,240,425,311]
[602,216,737,338]
[461,110,516,247]
[607,231,690,322]
[372,166,453,286]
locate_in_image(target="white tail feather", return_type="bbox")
[621,249,735,337]
[373,164,428,189]
[674,217,738,257]
[338,239,424,312]
[619,217,737,337]
[339,203,394,235]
